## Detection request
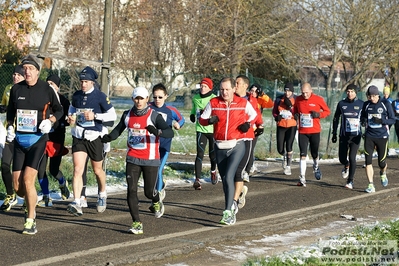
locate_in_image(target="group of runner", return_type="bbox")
[0,57,396,234]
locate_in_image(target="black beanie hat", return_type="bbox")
[46,74,61,87]
[14,65,24,76]
[284,82,294,92]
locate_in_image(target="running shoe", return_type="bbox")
[153,201,164,218]
[37,195,53,207]
[365,183,375,193]
[249,165,257,174]
[159,188,166,201]
[97,196,107,213]
[232,200,238,215]
[193,179,202,190]
[297,175,306,187]
[67,201,83,216]
[242,172,250,183]
[128,221,143,235]
[345,182,353,189]
[284,166,292,176]
[313,165,322,180]
[341,167,349,179]
[80,196,88,208]
[1,193,18,212]
[219,210,236,225]
[211,170,218,185]
[238,185,248,209]
[22,218,37,235]
[380,173,388,187]
[59,180,70,200]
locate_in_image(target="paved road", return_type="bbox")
[1,157,399,266]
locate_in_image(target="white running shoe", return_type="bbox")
[242,172,250,183]
[238,185,248,209]
[341,167,349,179]
[284,166,292,176]
[80,196,88,208]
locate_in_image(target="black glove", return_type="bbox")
[237,122,251,133]
[310,111,320,118]
[332,134,337,143]
[0,105,6,113]
[101,134,112,143]
[255,127,264,136]
[146,125,159,136]
[190,114,195,123]
[294,113,299,120]
[274,115,282,122]
[372,116,383,124]
[283,97,292,109]
[208,116,219,124]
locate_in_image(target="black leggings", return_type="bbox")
[298,133,320,159]
[1,141,14,195]
[364,136,388,169]
[338,135,361,182]
[395,120,399,142]
[235,140,252,181]
[126,163,159,222]
[216,141,245,210]
[195,132,216,179]
[276,126,297,156]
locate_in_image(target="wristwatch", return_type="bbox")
[94,113,98,119]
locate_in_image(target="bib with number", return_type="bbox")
[127,128,147,149]
[368,114,382,128]
[76,108,95,127]
[279,110,292,119]
[345,118,359,132]
[300,113,313,128]
[16,109,38,132]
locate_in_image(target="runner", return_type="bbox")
[101,86,174,234]
[331,84,363,189]
[7,55,63,234]
[199,77,257,225]
[190,78,217,190]
[293,82,330,187]
[361,85,395,193]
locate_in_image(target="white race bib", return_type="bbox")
[16,109,38,132]
[300,113,313,128]
[127,128,147,149]
[279,110,292,119]
[76,108,95,128]
[345,118,359,132]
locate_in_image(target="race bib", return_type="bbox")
[127,128,147,149]
[16,109,38,132]
[300,113,313,128]
[76,108,95,128]
[345,118,359,132]
[368,114,382,129]
[279,110,292,119]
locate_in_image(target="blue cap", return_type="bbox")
[79,66,98,81]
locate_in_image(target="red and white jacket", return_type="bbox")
[199,95,257,141]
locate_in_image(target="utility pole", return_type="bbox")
[101,0,113,95]
[37,0,63,65]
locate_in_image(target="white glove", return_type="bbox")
[6,126,15,143]
[39,119,52,134]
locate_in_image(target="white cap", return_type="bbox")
[132,87,149,99]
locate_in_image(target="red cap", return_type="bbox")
[200,78,213,90]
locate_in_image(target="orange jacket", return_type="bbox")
[257,94,274,109]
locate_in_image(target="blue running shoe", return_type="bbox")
[380,173,388,187]
[313,165,322,180]
[365,183,375,193]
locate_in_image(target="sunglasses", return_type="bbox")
[153,96,164,99]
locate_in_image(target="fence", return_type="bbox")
[1,63,398,160]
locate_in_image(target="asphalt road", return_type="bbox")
[2,157,399,266]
